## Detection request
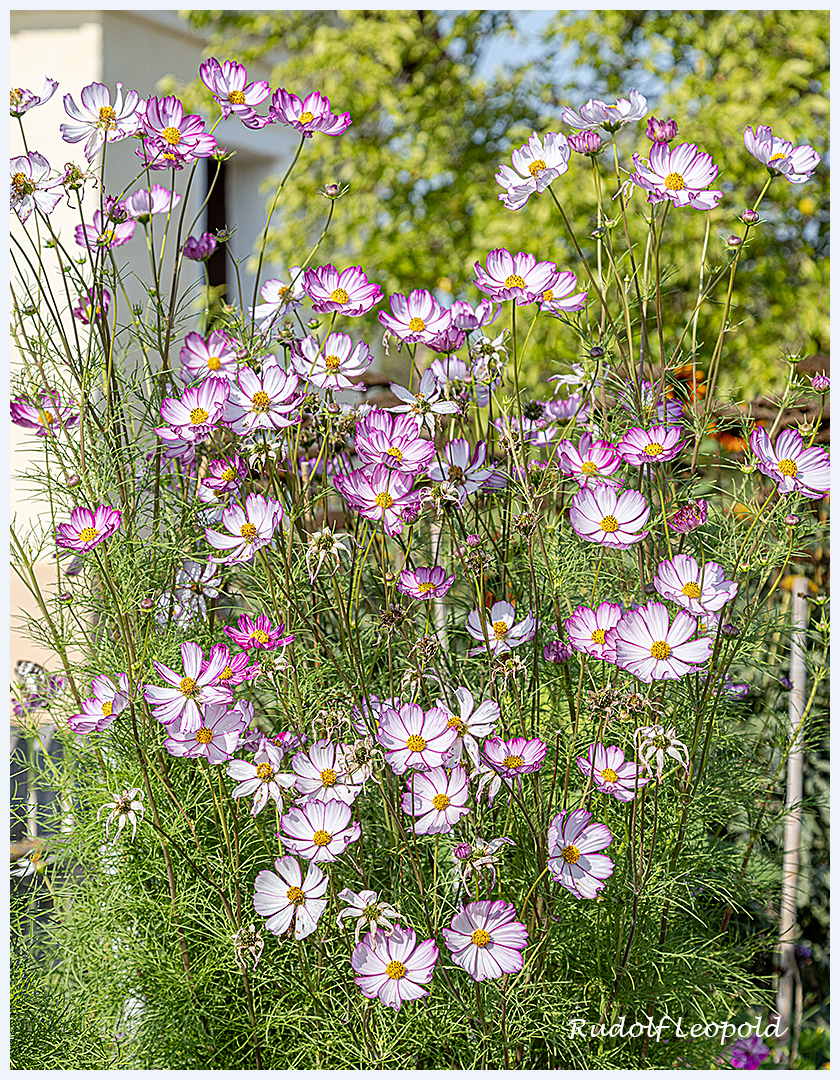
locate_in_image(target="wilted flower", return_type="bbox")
[337,889,401,944]
[98,788,145,842]
[231,924,264,970]
[304,526,353,582]
[453,836,514,895]
[634,723,689,780]
[10,152,62,222]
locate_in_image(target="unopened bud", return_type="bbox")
[58,591,73,604]
[646,116,678,143]
[139,597,154,611]
[741,209,760,225]
[812,374,830,393]
[589,346,605,360]
[721,623,739,638]
[569,131,603,155]
[66,474,81,488]
[726,235,742,249]
[784,513,801,527]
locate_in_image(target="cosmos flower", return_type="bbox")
[205,492,284,565]
[199,57,271,128]
[354,408,435,475]
[303,264,382,316]
[155,376,230,443]
[56,504,122,553]
[389,369,461,434]
[750,427,830,498]
[333,465,418,538]
[124,183,182,221]
[292,332,373,391]
[227,742,297,816]
[634,724,689,780]
[74,209,136,251]
[728,1035,771,1070]
[182,232,217,260]
[163,701,250,763]
[556,433,622,487]
[253,269,307,324]
[618,424,686,466]
[143,641,233,733]
[631,142,723,211]
[224,358,303,434]
[10,77,58,117]
[10,152,62,222]
[482,737,547,781]
[400,766,471,835]
[442,900,528,981]
[653,554,738,615]
[376,703,458,774]
[179,330,238,382]
[427,439,498,504]
[277,798,361,863]
[439,687,499,770]
[397,565,455,600]
[139,96,217,169]
[609,602,714,683]
[98,788,145,843]
[564,602,624,662]
[576,742,649,803]
[473,249,560,305]
[539,271,588,315]
[562,89,647,131]
[743,125,820,184]
[496,130,571,210]
[253,855,329,940]
[72,288,110,324]
[268,89,352,137]
[351,925,438,1011]
[465,601,537,656]
[60,81,142,159]
[290,739,362,806]
[10,389,78,437]
[449,298,500,330]
[337,888,402,944]
[66,673,130,735]
[569,486,650,549]
[378,289,453,345]
[668,499,708,534]
[547,808,614,899]
[223,614,294,651]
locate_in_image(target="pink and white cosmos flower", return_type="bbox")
[224,358,302,434]
[74,209,136,250]
[376,703,458,774]
[539,270,588,315]
[163,701,249,763]
[466,601,537,656]
[303,265,382,316]
[389,369,460,434]
[631,142,723,211]
[290,739,362,806]
[333,465,417,538]
[547,808,614,899]
[562,89,647,132]
[227,742,297,816]
[254,855,329,941]
[618,424,686,466]
[179,331,238,382]
[155,376,229,443]
[653,554,738,616]
[556,433,622,487]
[569,486,650,549]
[440,687,500,769]
[750,427,830,498]
[199,58,271,128]
[354,408,435,475]
[442,900,528,981]
[205,492,284,565]
[482,737,547,781]
[269,89,351,138]
[401,765,470,835]
[66,673,130,735]
[378,290,453,345]
[351,925,437,1011]
[10,77,58,118]
[743,125,821,184]
[397,565,455,600]
[292,332,373,391]
[10,389,78,438]
[56,504,122,553]
[608,602,714,683]
[576,742,649,803]
[278,799,361,863]
[139,96,217,169]
[10,152,62,223]
[223,613,294,651]
[124,183,181,221]
[60,81,142,160]
[496,130,570,211]
[253,269,307,324]
[564,602,624,662]
[473,249,560,306]
[449,298,500,330]
[144,642,233,733]
[198,453,249,505]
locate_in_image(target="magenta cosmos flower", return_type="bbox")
[72,288,110,325]
[333,465,417,538]
[496,130,570,211]
[378,289,452,345]
[354,408,435,475]
[10,152,62,223]
[440,687,500,770]
[351,925,438,1011]
[254,855,329,940]
[608,602,714,683]
[750,427,830,498]
[290,739,362,806]
[449,298,500,330]
[376,703,457,774]
[224,358,302,435]
[179,330,238,382]
[269,88,351,137]
[303,264,382,316]
[155,376,229,443]
[547,809,614,899]
[164,701,249,762]
[466,601,537,656]
[397,565,455,600]
[474,249,559,305]
[562,89,647,132]
[139,96,217,169]
[728,1035,771,1070]
[569,486,650,549]
[66,673,130,735]
[668,499,708,534]
[482,736,547,781]
[576,742,649,803]
[564,601,624,662]
[443,900,528,981]
[292,332,373,391]
[631,142,722,210]
[653,554,738,616]
[617,424,686,466]
[60,81,142,159]
[199,58,271,128]
[56,504,122,553]
[10,389,78,438]
[401,766,470,835]
[143,641,233,733]
[205,492,284,565]
[223,614,294,651]
[744,125,820,184]
[556,433,621,487]
[227,743,297,816]
[278,799,361,863]
[10,77,58,118]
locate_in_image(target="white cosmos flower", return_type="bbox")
[253,855,328,940]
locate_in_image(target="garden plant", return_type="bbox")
[9,47,829,1070]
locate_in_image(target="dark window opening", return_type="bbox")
[205,158,227,292]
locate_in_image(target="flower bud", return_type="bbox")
[812,374,830,393]
[58,591,73,604]
[721,623,739,638]
[139,597,155,611]
[668,499,708,534]
[726,235,742,249]
[643,582,656,594]
[646,116,678,143]
[543,640,574,663]
[568,131,603,155]
[182,232,217,261]
[66,474,81,488]
[589,345,605,360]
[741,209,760,225]
[454,843,472,861]
[784,513,801,527]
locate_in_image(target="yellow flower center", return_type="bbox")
[591,628,606,645]
[161,126,182,146]
[386,446,403,462]
[207,356,221,370]
[324,354,341,371]
[769,152,787,163]
[777,458,798,477]
[600,767,619,783]
[179,676,198,696]
[563,844,581,864]
[644,442,664,456]
[96,230,115,246]
[298,111,315,124]
[580,461,598,476]
[528,159,546,177]
[251,390,272,412]
[447,715,462,731]
[190,407,209,425]
[650,640,671,660]
[330,287,349,304]
[228,90,246,105]
[320,768,337,787]
[432,793,450,811]
[195,726,214,744]
[386,960,406,980]
[408,317,426,332]
[250,629,270,645]
[599,515,619,533]
[10,89,22,107]
[286,885,305,905]
[11,171,33,196]
[240,522,258,541]
[276,285,289,298]
[492,620,509,640]
[471,928,491,947]
[375,491,394,509]
[312,829,331,846]
[256,762,273,781]
[221,467,237,482]
[664,171,685,191]
[78,526,99,543]
[448,465,464,483]
[101,701,113,717]
[417,581,434,595]
[98,105,117,128]
[39,411,55,427]
[219,666,233,682]
[504,274,526,289]
[542,289,554,303]
[406,734,426,752]
[503,754,524,769]
[681,581,701,599]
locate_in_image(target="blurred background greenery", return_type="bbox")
[180,9,828,399]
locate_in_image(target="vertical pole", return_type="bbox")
[775,576,808,1061]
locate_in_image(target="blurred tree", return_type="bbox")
[182,9,828,396]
